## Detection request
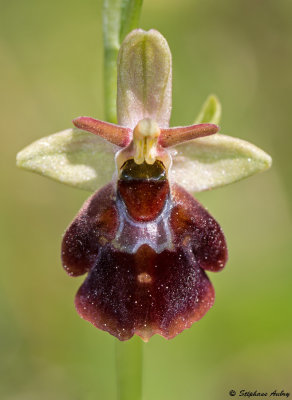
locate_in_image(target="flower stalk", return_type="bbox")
[103,0,143,123]
[115,337,143,400]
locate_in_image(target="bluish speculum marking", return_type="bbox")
[114,159,174,254]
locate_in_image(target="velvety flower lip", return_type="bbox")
[75,245,216,341]
[62,183,227,341]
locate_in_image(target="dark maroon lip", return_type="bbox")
[61,179,227,341]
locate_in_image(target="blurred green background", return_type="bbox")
[1,0,291,399]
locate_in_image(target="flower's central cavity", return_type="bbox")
[133,118,160,165]
[120,159,166,181]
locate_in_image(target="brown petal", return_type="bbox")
[159,123,219,148]
[73,117,132,147]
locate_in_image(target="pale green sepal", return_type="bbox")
[194,95,222,125]
[16,128,117,192]
[117,29,172,129]
[170,134,272,193]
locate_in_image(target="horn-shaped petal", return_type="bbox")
[159,123,219,148]
[117,29,172,129]
[73,117,132,147]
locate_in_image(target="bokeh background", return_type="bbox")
[1,0,291,399]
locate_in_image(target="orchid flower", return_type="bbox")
[16,29,271,341]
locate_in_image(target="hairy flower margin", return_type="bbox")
[17,29,271,341]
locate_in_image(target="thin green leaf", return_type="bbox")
[170,134,272,193]
[16,128,117,192]
[194,94,222,125]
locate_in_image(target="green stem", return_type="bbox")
[102,0,143,123]
[115,337,143,400]
[103,0,120,123]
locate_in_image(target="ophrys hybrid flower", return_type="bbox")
[17,29,271,341]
